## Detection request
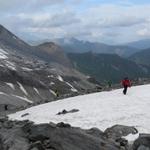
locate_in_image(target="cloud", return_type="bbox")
[82,4,149,27]
[136,20,150,37]
[1,1,150,44]
[100,17,146,28]
[0,0,64,13]
[76,4,150,43]
[44,12,81,27]
[15,11,81,27]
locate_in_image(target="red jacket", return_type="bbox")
[122,79,131,87]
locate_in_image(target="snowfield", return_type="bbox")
[9,84,150,133]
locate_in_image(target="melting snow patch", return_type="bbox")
[50,82,55,85]
[86,76,90,79]
[0,92,8,96]
[0,48,8,59]
[48,75,54,78]
[12,95,33,103]
[0,64,4,67]
[50,68,56,71]
[5,61,16,70]
[17,82,28,95]
[0,48,8,55]
[66,82,78,92]
[57,75,64,82]
[33,87,40,95]
[22,67,33,71]
[6,83,15,90]
[123,133,139,144]
[49,89,57,96]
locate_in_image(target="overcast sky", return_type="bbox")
[1,0,150,44]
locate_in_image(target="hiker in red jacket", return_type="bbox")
[121,77,131,95]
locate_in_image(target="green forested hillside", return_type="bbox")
[68,52,149,83]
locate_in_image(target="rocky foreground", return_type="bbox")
[0,117,149,150]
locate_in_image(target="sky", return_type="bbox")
[1,0,150,44]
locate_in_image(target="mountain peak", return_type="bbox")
[0,24,5,29]
[0,24,7,33]
[0,24,16,38]
[0,24,3,29]
[35,41,72,67]
[38,42,56,47]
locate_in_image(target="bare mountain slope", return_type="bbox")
[34,42,72,68]
[68,52,150,83]
[0,25,98,114]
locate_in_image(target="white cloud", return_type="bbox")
[0,0,64,12]
[137,23,150,38]
[1,1,150,44]
[137,28,149,36]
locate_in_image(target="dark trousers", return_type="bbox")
[123,86,128,95]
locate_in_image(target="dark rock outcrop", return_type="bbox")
[133,134,150,150]
[0,118,140,150]
[56,109,79,115]
[104,125,138,140]
[104,125,138,149]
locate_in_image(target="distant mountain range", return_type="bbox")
[68,52,150,83]
[29,37,150,57]
[129,48,150,67]
[127,39,150,49]
[55,38,150,77]
[29,38,143,57]
[54,38,143,58]
[28,36,150,83]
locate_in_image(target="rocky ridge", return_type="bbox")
[0,117,149,150]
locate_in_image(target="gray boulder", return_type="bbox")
[104,125,138,140]
[133,134,150,150]
[104,125,138,149]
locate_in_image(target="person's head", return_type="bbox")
[124,77,128,80]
